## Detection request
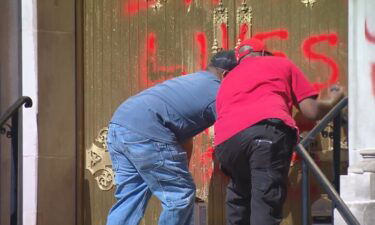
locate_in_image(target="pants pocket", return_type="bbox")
[126,141,163,171]
[250,139,273,169]
[152,143,190,182]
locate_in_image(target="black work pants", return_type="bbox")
[215,120,297,225]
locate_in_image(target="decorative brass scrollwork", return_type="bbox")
[212,39,220,55]
[237,0,252,26]
[0,124,12,138]
[213,0,228,25]
[236,0,252,48]
[301,0,317,8]
[212,0,228,53]
[150,0,167,11]
[86,127,115,191]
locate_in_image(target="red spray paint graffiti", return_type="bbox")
[253,30,289,41]
[238,23,249,42]
[365,20,375,96]
[135,29,344,185]
[123,0,158,16]
[200,147,215,182]
[253,30,289,57]
[365,20,375,43]
[221,23,229,50]
[237,28,289,57]
[184,0,193,6]
[195,32,208,70]
[302,33,339,91]
[140,32,186,88]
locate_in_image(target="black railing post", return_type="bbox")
[332,113,342,225]
[333,113,341,193]
[297,144,360,225]
[301,160,310,225]
[10,113,20,225]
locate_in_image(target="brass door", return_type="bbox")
[82,0,348,224]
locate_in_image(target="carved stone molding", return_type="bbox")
[85,127,115,191]
[349,148,375,174]
[301,0,317,8]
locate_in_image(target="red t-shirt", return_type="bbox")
[214,56,318,146]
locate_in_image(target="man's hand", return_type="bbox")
[328,85,345,105]
[298,84,345,121]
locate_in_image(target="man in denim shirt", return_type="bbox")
[106,51,237,225]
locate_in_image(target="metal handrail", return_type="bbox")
[297,144,359,225]
[0,96,32,225]
[0,96,32,127]
[299,97,348,148]
[296,96,360,225]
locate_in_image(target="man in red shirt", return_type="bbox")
[214,39,344,225]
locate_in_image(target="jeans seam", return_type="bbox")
[156,178,169,207]
[129,188,150,225]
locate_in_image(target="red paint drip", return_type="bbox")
[184,0,193,6]
[140,33,154,88]
[195,32,207,70]
[302,34,339,91]
[148,32,157,73]
[147,33,156,54]
[220,23,228,50]
[200,147,214,164]
[238,23,249,42]
[200,147,215,182]
[123,0,156,16]
[290,152,300,165]
[365,20,375,43]
[365,20,375,96]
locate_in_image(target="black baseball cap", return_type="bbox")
[209,50,238,71]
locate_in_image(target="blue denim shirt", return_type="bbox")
[110,71,220,143]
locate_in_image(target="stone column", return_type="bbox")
[335,0,375,224]
[21,0,38,224]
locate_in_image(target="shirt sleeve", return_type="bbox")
[290,62,319,105]
[204,101,217,125]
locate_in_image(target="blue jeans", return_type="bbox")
[106,124,196,225]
